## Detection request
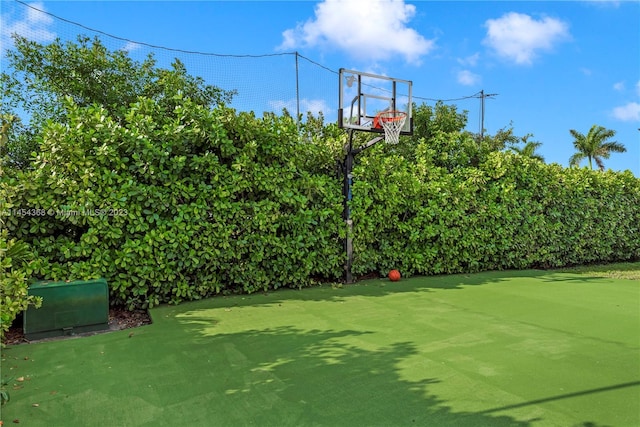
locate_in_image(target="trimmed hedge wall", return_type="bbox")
[350,142,640,276]
[2,99,639,310]
[2,98,344,309]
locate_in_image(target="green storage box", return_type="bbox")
[24,278,110,340]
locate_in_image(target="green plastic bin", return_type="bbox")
[24,278,110,340]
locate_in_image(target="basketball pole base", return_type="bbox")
[345,220,353,284]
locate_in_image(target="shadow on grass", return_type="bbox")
[195,269,580,308]
[574,423,614,427]
[172,316,535,426]
[479,381,640,415]
[153,267,629,319]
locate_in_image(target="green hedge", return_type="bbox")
[2,98,344,309]
[350,141,640,276]
[2,98,639,310]
[0,230,42,342]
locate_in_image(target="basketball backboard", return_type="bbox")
[338,68,413,135]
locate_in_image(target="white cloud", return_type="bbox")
[121,41,142,52]
[483,12,570,65]
[277,0,435,65]
[26,2,53,25]
[612,102,640,122]
[457,53,480,67]
[1,1,56,54]
[457,70,481,86]
[269,98,332,116]
[613,81,625,92]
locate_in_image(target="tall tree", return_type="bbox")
[569,125,626,170]
[1,34,235,170]
[508,134,545,162]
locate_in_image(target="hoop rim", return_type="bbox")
[377,110,407,122]
[376,110,407,145]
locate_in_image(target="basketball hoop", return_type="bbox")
[376,111,407,145]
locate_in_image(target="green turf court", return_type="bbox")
[2,269,639,426]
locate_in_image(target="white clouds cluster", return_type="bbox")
[611,80,640,122]
[278,0,434,65]
[483,12,570,65]
[0,1,56,53]
[612,102,640,122]
[454,12,570,86]
[457,70,481,86]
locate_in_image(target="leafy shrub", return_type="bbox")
[350,142,640,277]
[0,230,42,344]
[3,98,343,309]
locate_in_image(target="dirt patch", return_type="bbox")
[3,307,152,346]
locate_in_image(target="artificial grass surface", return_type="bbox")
[1,269,639,426]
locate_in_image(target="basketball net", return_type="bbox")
[377,111,407,145]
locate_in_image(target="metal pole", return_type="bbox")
[295,52,300,133]
[343,130,355,283]
[478,90,497,139]
[480,89,485,139]
[342,130,383,284]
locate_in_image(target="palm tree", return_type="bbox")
[569,125,626,170]
[509,134,545,162]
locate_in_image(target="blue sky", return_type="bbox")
[1,0,639,176]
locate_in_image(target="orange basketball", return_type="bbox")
[388,269,401,282]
